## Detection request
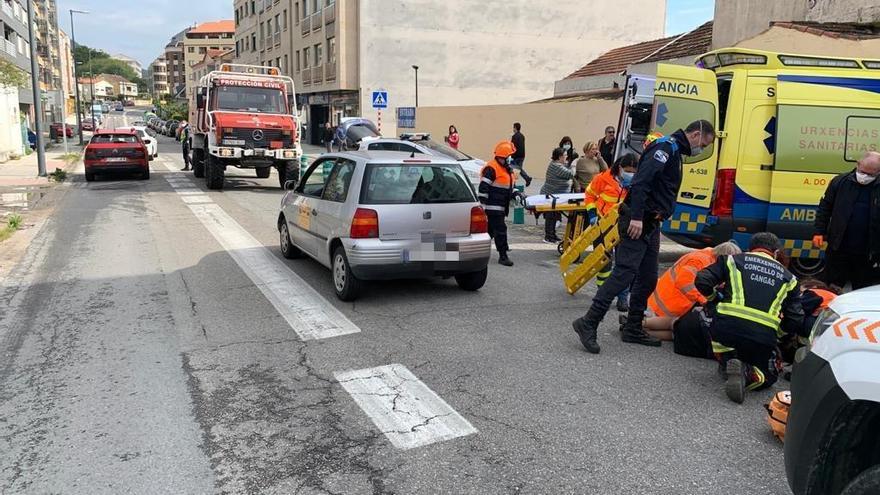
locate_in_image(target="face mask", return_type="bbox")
[690,146,704,156]
[620,171,634,187]
[505,156,513,166]
[563,144,571,151]
[856,171,877,185]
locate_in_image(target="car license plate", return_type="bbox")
[104,157,126,162]
[223,138,246,146]
[402,249,460,262]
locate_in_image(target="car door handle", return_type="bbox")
[311,209,318,216]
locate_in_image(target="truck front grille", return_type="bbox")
[225,128,292,149]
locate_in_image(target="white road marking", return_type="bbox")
[161,165,359,341]
[335,364,477,450]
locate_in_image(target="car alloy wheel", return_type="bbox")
[333,253,347,293]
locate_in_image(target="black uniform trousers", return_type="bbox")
[583,212,660,327]
[182,141,191,167]
[487,212,509,255]
[712,321,782,390]
[823,249,880,290]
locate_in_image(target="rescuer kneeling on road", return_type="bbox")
[694,232,805,404]
[572,120,716,354]
[479,141,522,267]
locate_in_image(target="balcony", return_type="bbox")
[301,67,311,86]
[274,32,281,46]
[301,15,311,36]
[324,3,336,24]
[3,39,16,58]
[1,2,13,19]
[311,11,322,32]
[324,62,336,82]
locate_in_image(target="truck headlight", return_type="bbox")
[283,150,296,158]
[810,308,841,344]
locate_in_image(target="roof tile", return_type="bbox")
[563,36,679,79]
[188,20,235,35]
[771,21,880,41]
[639,21,713,64]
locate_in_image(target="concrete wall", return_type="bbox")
[735,26,880,58]
[554,73,624,97]
[712,0,808,48]
[408,98,622,179]
[357,0,666,129]
[0,86,23,161]
[807,0,880,22]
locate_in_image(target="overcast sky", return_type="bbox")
[56,0,715,68]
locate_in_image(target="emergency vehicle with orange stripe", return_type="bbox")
[784,284,880,495]
[615,48,880,277]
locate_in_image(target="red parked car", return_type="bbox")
[81,118,96,131]
[50,122,73,138]
[84,129,150,181]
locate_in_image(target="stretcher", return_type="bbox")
[524,193,593,254]
[559,205,622,295]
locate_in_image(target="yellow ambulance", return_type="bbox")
[621,48,880,276]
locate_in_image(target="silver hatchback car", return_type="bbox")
[278,151,492,301]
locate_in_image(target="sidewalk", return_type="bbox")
[0,142,82,187]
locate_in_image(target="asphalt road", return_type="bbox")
[0,109,791,494]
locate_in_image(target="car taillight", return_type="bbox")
[133,148,145,158]
[85,148,97,160]
[350,208,379,239]
[711,168,737,217]
[470,206,488,234]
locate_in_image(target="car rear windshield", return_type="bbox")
[417,139,471,161]
[91,134,139,144]
[361,163,474,204]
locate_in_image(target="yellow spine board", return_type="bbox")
[559,207,622,295]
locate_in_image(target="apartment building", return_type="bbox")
[191,48,235,86]
[59,29,76,115]
[111,53,143,77]
[237,0,667,144]
[163,28,189,99]
[34,0,65,122]
[0,0,30,158]
[183,20,234,110]
[150,56,170,96]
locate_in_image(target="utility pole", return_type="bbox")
[26,0,46,176]
[57,24,68,154]
[70,9,89,145]
[412,65,419,107]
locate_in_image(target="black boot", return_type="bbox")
[498,252,514,267]
[572,317,600,354]
[620,322,661,347]
[616,297,629,313]
[725,359,746,404]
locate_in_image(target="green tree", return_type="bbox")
[0,58,27,88]
[73,44,109,65]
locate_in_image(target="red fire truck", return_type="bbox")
[191,64,302,190]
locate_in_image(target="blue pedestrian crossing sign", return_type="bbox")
[371,91,388,109]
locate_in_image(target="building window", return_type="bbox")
[283,55,288,73]
[199,47,207,54]
[327,0,334,5]
[259,21,264,39]
[302,0,308,17]
[303,47,310,68]
[250,0,255,15]
[276,57,281,69]
[314,43,322,66]
[312,0,319,14]
[251,34,256,52]
[188,47,194,53]
[274,14,281,34]
[296,50,300,72]
[295,3,299,24]
[328,37,336,64]
[283,10,288,31]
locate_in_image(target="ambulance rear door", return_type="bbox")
[770,71,880,246]
[652,64,720,210]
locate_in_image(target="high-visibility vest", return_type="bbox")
[716,252,799,336]
[648,247,716,318]
[584,169,626,216]
[478,160,516,214]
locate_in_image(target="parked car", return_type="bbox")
[166,120,180,137]
[114,103,124,112]
[786,285,880,495]
[84,129,150,181]
[81,118,96,131]
[128,126,158,159]
[334,118,380,150]
[359,134,485,189]
[278,151,491,301]
[123,100,135,107]
[49,122,74,138]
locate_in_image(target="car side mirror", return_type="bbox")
[284,179,298,191]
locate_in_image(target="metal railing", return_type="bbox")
[324,3,336,24]
[2,39,16,57]
[301,67,311,85]
[311,11,322,32]
[301,15,311,36]
[324,62,336,82]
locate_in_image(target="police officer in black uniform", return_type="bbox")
[572,120,716,354]
[694,232,805,403]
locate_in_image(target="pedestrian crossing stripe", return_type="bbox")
[783,239,825,260]
[664,212,708,233]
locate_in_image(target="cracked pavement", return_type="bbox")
[0,111,791,494]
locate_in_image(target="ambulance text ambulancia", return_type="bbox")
[190,64,302,190]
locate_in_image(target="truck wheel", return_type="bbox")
[206,155,225,190]
[841,465,880,495]
[192,149,205,178]
[256,167,271,179]
[455,267,488,291]
[332,246,361,301]
[790,257,825,278]
[277,160,300,189]
[279,219,303,259]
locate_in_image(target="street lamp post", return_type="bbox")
[412,65,419,107]
[26,0,45,176]
[70,9,89,145]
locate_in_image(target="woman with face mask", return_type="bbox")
[584,153,639,312]
[572,141,608,192]
[558,136,579,167]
